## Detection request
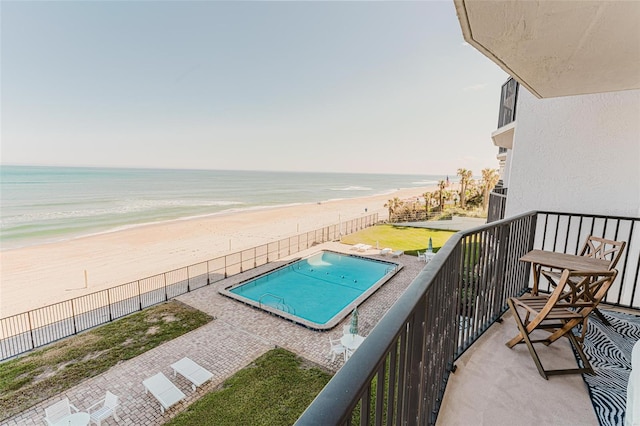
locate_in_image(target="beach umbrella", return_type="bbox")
[349,307,359,335]
[428,237,433,252]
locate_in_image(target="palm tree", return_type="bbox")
[384,197,403,222]
[457,168,473,209]
[423,191,435,218]
[435,180,448,210]
[481,168,500,211]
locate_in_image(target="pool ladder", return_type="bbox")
[258,293,296,315]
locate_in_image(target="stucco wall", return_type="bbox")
[504,88,640,218]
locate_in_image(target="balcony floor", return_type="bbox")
[437,310,599,425]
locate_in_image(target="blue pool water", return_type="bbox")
[225,251,399,329]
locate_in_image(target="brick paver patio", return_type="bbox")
[3,243,425,425]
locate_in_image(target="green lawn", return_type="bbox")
[0,301,212,421]
[167,348,332,426]
[341,224,455,255]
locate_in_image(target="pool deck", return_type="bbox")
[2,243,424,425]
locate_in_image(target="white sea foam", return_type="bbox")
[1,166,448,249]
[330,186,372,191]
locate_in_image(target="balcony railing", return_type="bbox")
[487,189,508,223]
[497,77,519,128]
[296,211,639,425]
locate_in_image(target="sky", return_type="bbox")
[1,1,508,175]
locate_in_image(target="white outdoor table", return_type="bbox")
[341,334,365,351]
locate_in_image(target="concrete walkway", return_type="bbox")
[2,243,424,425]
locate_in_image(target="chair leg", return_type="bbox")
[592,308,611,326]
[566,331,595,376]
[506,299,549,379]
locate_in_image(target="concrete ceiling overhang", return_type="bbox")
[454,0,640,99]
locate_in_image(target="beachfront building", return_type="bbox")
[298,1,640,424]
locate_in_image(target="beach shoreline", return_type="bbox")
[0,185,436,318]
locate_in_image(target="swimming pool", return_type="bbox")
[220,250,401,330]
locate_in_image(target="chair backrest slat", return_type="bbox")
[45,398,71,423]
[580,236,626,270]
[105,391,119,409]
[556,269,618,316]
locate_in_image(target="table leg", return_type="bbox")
[531,263,541,296]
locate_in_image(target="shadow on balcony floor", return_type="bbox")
[437,310,599,426]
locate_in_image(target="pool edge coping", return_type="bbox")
[217,250,403,331]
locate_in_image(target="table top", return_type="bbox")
[520,249,610,271]
[341,334,365,350]
[53,412,90,426]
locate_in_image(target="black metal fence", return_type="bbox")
[296,210,640,425]
[487,189,508,223]
[0,214,378,361]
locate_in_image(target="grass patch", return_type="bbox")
[167,348,332,426]
[341,224,455,256]
[0,301,212,420]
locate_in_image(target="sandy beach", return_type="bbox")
[0,186,436,318]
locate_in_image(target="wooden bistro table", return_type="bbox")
[520,249,611,295]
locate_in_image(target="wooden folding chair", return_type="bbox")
[540,236,626,325]
[506,269,618,379]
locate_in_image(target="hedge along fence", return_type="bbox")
[0,213,378,361]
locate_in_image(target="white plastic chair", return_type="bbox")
[87,391,120,426]
[417,251,426,262]
[328,336,346,362]
[44,398,79,425]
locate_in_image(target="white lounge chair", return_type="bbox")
[380,248,392,256]
[392,250,404,258]
[87,391,120,426]
[44,398,79,426]
[350,243,365,251]
[170,357,214,391]
[357,244,372,252]
[142,372,186,414]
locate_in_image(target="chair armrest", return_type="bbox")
[86,399,105,412]
[69,403,80,413]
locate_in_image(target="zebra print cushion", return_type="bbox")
[578,310,640,426]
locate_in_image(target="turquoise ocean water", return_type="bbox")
[0,165,447,250]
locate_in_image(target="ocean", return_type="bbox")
[1,165,448,250]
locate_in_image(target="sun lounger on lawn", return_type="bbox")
[392,250,404,258]
[142,372,186,414]
[170,357,214,391]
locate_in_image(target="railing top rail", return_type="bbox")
[490,192,508,199]
[457,210,536,238]
[537,211,640,222]
[296,232,464,424]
